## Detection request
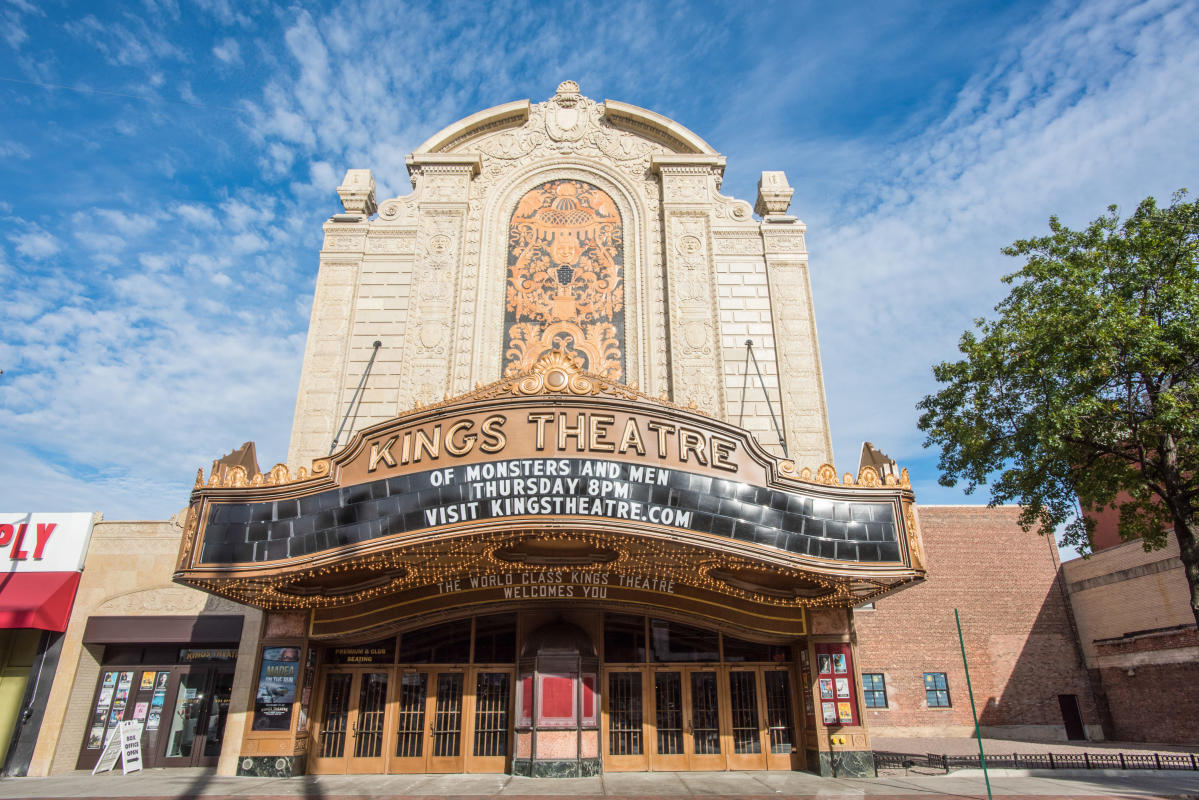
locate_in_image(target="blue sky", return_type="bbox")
[2,0,1196,558]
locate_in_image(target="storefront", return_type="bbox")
[174,356,925,777]
[0,513,95,775]
[73,616,243,770]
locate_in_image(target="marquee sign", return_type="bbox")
[175,353,925,620]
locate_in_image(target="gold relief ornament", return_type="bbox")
[504,179,624,380]
[903,500,925,570]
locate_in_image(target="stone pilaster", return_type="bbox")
[653,154,727,416]
[758,171,834,468]
[395,155,479,410]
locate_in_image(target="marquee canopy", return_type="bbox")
[174,354,925,639]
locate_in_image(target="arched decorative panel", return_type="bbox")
[503,180,625,380]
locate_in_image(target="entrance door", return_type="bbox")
[465,670,512,772]
[160,667,235,767]
[1058,694,1086,740]
[603,668,648,771]
[762,668,800,769]
[725,669,767,770]
[389,669,466,773]
[648,668,726,771]
[310,669,392,774]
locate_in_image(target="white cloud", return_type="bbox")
[9,227,61,258]
[174,203,219,228]
[213,37,240,64]
[64,13,186,67]
[0,141,31,159]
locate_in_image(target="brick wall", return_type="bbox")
[854,506,1100,740]
[1094,659,1199,743]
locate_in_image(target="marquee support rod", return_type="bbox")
[743,339,788,458]
[330,339,382,455]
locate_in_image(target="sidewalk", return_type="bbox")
[3,767,1199,800]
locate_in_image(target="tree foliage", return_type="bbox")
[917,191,1199,626]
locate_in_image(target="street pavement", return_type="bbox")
[2,767,1199,800]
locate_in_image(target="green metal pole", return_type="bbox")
[956,608,993,800]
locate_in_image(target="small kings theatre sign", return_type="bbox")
[174,353,925,637]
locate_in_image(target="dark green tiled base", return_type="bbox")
[511,757,602,777]
[806,749,875,778]
[237,754,300,777]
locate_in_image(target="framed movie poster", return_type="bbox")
[819,678,834,699]
[822,702,837,725]
[814,643,859,726]
[252,645,300,731]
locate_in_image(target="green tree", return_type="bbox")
[917,192,1199,627]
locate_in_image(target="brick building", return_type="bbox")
[856,506,1100,741]
[1062,524,1198,743]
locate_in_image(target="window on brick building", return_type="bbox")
[862,673,887,707]
[924,672,951,707]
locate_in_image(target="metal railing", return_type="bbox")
[874,750,1199,773]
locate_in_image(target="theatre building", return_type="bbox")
[169,81,934,779]
[24,83,1114,781]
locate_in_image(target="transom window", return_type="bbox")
[862,673,887,708]
[603,615,790,663]
[923,672,951,707]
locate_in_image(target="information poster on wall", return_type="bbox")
[88,672,119,749]
[252,645,299,731]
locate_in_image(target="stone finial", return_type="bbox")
[755,170,794,217]
[337,168,377,217]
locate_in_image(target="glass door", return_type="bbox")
[686,669,727,771]
[649,669,687,771]
[601,668,648,771]
[310,669,392,774]
[647,666,719,772]
[388,669,466,773]
[194,669,235,766]
[762,668,799,770]
[348,671,390,774]
[465,670,512,773]
[726,669,767,770]
[161,670,208,766]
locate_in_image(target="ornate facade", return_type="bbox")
[170,82,921,778]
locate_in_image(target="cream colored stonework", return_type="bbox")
[28,517,261,777]
[287,82,834,470]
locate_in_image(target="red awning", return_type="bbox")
[0,571,81,632]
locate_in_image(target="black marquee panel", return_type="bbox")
[199,458,901,565]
